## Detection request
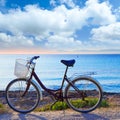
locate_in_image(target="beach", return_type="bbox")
[0,92,120,120]
[0,107,120,120]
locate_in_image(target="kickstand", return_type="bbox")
[50,100,58,110]
[62,101,65,117]
[50,100,66,117]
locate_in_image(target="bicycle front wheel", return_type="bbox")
[65,77,102,113]
[6,78,40,113]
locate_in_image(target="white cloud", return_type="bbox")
[50,0,56,7]
[50,0,76,8]
[0,0,115,34]
[85,0,116,25]
[45,35,82,51]
[0,32,34,48]
[59,0,76,8]
[114,7,120,20]
[0,0,119,53]
[91,22,120,44]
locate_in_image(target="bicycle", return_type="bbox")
[5,56,103,113]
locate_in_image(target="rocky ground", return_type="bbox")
[0,91,120,120]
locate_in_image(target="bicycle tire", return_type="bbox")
[6,78,40,113]
[65,77,102,113]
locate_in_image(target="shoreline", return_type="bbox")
[0,90,120,106]
[0,90,120,97]
[0,90,120,95]
[0,90,120,105]
[103,92,120,95]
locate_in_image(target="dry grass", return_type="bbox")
[0,103,7,114]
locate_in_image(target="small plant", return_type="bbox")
[0,103,7,114]
[51,101,68,110]
[35,98,109,112]
[0,103,4,108]
[70,98,109,108]
[35,104,51,112]
[100,99,109,107]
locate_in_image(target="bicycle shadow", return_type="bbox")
[0,111,110,120]
[18,112,110,120]
[70,113,109,120]
[18,113,47,120]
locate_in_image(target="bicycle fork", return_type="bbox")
[21,80,31,97]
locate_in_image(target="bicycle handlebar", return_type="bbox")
[30,56,40,64]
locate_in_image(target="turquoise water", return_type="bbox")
[0,54,120,93]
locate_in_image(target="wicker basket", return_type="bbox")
[14,59,29,78]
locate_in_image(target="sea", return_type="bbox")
[0,54,120,93]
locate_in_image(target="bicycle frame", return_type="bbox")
[25,66,74,101]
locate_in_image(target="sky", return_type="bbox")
[0,0,120,54]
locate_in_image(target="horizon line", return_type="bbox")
[0,51,120,55]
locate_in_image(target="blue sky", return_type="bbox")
[0,0,120,54]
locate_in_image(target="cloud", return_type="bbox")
[114,7,120,20]
[0,0,119,53]
[85,0,116,25]
[50,0,76,8]
[0,32,34,49]
[50,0,56,7]
[91,22,120,44]
[59,0,76,8]
[45,34,82,52]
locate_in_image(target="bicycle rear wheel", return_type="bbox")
[6,78,40,113]
[65,77,102,113]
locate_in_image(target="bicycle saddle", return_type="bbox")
[61,59,75,67]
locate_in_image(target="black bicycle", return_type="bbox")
[6,56,103,113]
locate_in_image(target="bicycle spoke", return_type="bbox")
[6,79,40,113]
[65,77,102,113]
